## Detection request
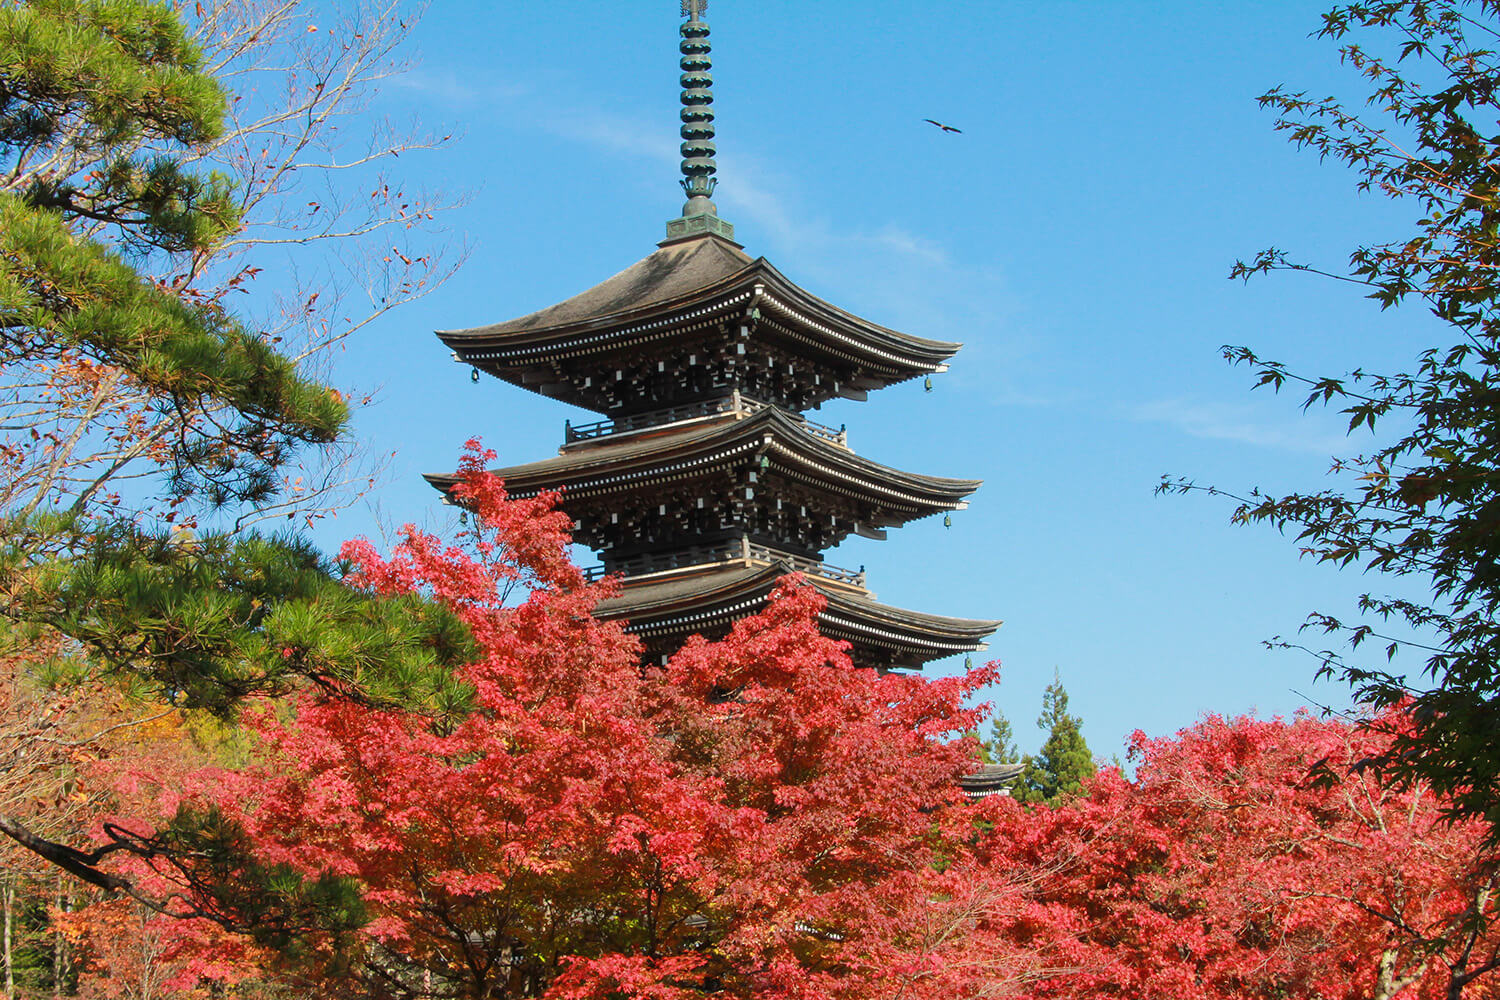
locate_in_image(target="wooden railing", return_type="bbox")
[583,539,866,589]
[743,541,866,587]
[565,395,755,442]
[798,418,848,447]
[565,392,848,447]
[583,546,735,582]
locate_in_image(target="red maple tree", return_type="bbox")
[44,694,271,999]
[187,442,997,1000]
[971,710,1500,1000]
[83,442,1500,1000]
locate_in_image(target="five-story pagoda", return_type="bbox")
[428,1,999,669]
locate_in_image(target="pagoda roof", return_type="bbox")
[437,233,961,410]
[592,561,999,670]
[452,233,757,336]
[424,406,980,521]
[958,762,1024,799]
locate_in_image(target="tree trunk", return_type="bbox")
[1373,947,1425,1000]
[4,875,15,1000]
[52,874,66,1000]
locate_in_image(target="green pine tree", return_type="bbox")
[987,710,1021,765]
[1013,669,1095,805]
[967,731,992,764]
[0,0,473,919]
[0,0,348,490]
[0,0,474,714]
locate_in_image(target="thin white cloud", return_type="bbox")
[387,69,530,107]
[565,112,676,164]
[528,106,963,277]
[863,226,950,267]
[1133,397,1350,454]
[713,160,955,275]
[457,96,1023,376]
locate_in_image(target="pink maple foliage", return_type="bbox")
[96,442,1500,1000]
[194,442,996,1000]
[969,710,1500,1000]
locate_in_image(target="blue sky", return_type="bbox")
[302,1,1443,759]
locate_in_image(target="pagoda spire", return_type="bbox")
[430,4,997,672]
[666,0,735,243]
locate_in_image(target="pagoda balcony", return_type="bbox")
[564,392,848,449]
[582,538,867,591]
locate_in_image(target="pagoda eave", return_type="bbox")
[959,763,1025,799]
[422,5,999,678]
[752,261,961,369]
[424,407,980,526]
[437,237,961,415]
[593,562,999,671]
[439,252,959,362]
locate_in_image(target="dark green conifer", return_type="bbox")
[0,1,473,921]
[0,0,347,506]
[0,1,473,716]
[987,710,1021,765]
[1013,669,1095,805]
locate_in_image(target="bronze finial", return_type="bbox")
[677,0,717,214]
[664,0,734,242]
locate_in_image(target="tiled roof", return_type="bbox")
[424,407,980,518]
[958,762,1025,798]
[436,234,960,365]
[442,233,754,337]
[592,561,1000,664]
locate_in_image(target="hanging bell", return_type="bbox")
[458,510,468,525]
[470,367,480,383]
[758,453,771,471]
[943,514,952,528]
[964,655,972,669]
[924,376,933,392]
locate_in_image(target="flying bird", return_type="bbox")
[924,118,962,134]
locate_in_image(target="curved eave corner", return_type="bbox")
[434,256,965,378]
[750,260,962,369]
[423,471,465,501]
[429,408,982,517]
[596,562,1000,662]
